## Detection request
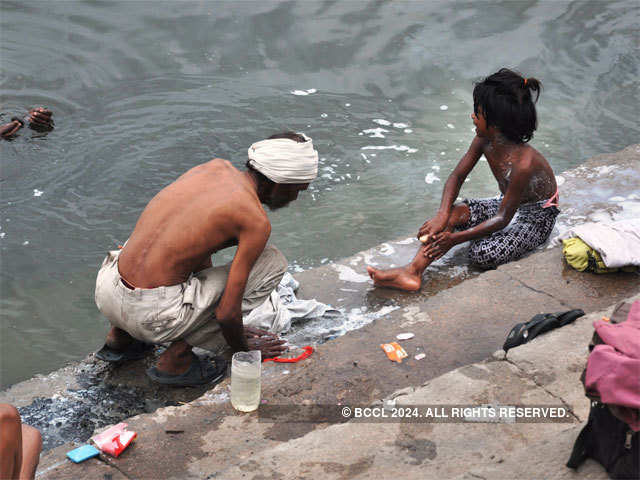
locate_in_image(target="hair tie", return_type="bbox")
[523,78,528,87]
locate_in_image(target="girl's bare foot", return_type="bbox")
[366,265,421,291]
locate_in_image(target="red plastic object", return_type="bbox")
[263,345,313,363]
[92,423,137,457]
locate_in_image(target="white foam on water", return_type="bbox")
[22,240,29,245]
[360,250,376,266]
[447,123,455,129]
[331,264,371,283]
[361,145,418,153]
[425,172,441,184]
[363,127,389,138]
[360,153,367,160]
[320,113,328,118]
[404,128,413,133]
[395,237,415,245]
[440,151,445,155]
[440,105,449,110]
[393,122,408,128]
[372,119,391,126]
[594,165,617,176]
[341,305,400,332]
[628,193,639,200]
[609,196,626,202]
[432,165,441,171]
[345,103,351,107]
[291,88,316,96]
[378,243,395,256]
[33,189,43,197]
[555,175,566,186]
[0,233,5,239]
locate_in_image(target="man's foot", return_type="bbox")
[104,327,134,351]
[366,265,422,291]
[96,327,154,363]
[147,353,227,387]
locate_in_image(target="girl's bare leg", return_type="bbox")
[367,203,470,291]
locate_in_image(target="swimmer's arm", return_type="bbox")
[0,119,23,138]
[450,159,530,244]
[215,217,271,352]
[436,136,486,217]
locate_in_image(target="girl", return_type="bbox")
[367,68,559,291]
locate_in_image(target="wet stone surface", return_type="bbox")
[18,371,155,451]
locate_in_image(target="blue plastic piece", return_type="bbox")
[66,445,100,463]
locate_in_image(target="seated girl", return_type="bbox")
[367,68,559,291]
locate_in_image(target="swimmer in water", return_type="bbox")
[0,107,54,139]
[367,68,559,291]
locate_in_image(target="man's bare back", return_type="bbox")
[118,159,268,288]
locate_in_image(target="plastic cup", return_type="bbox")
[230,350,261,412]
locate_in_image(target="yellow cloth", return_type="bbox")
[562,237,637,274]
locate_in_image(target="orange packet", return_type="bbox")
[380,342,408,363]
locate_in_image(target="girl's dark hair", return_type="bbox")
[473,68,542,144]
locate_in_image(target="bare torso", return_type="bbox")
[483,142,557,204]
[118,159,268,288]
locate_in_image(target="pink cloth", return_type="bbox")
[585,301,640,431]
[593,300,640,359]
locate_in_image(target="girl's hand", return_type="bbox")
[422,231,456,259]
[418,213,448,243]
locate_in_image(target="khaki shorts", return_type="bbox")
[94,246,287,351]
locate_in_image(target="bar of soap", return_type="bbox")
[419,235,429,243]
[396,332,415,341]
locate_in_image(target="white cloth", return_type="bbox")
[248,134,318,184]
[554,219,640,268]
[244,272,338,334]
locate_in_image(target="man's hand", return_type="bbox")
[422,231,456,259]
[418,213,449,243]
[27,107,54,131]
[247,335,288,359]
[244,326,278,339]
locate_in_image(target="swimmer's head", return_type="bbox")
[473,68,542,144]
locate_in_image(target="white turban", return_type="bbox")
[247,133,318,184]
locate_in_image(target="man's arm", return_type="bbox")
[215,216,271,352]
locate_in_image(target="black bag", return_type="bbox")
[567,401,639,479]
[566,301,640,479]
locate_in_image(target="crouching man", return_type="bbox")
[94,132,318,386]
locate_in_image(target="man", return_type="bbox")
[0,404,42,480]
[94,132,318,386]
[0,108,53,139]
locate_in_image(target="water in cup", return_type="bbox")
[231,350,261,412]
